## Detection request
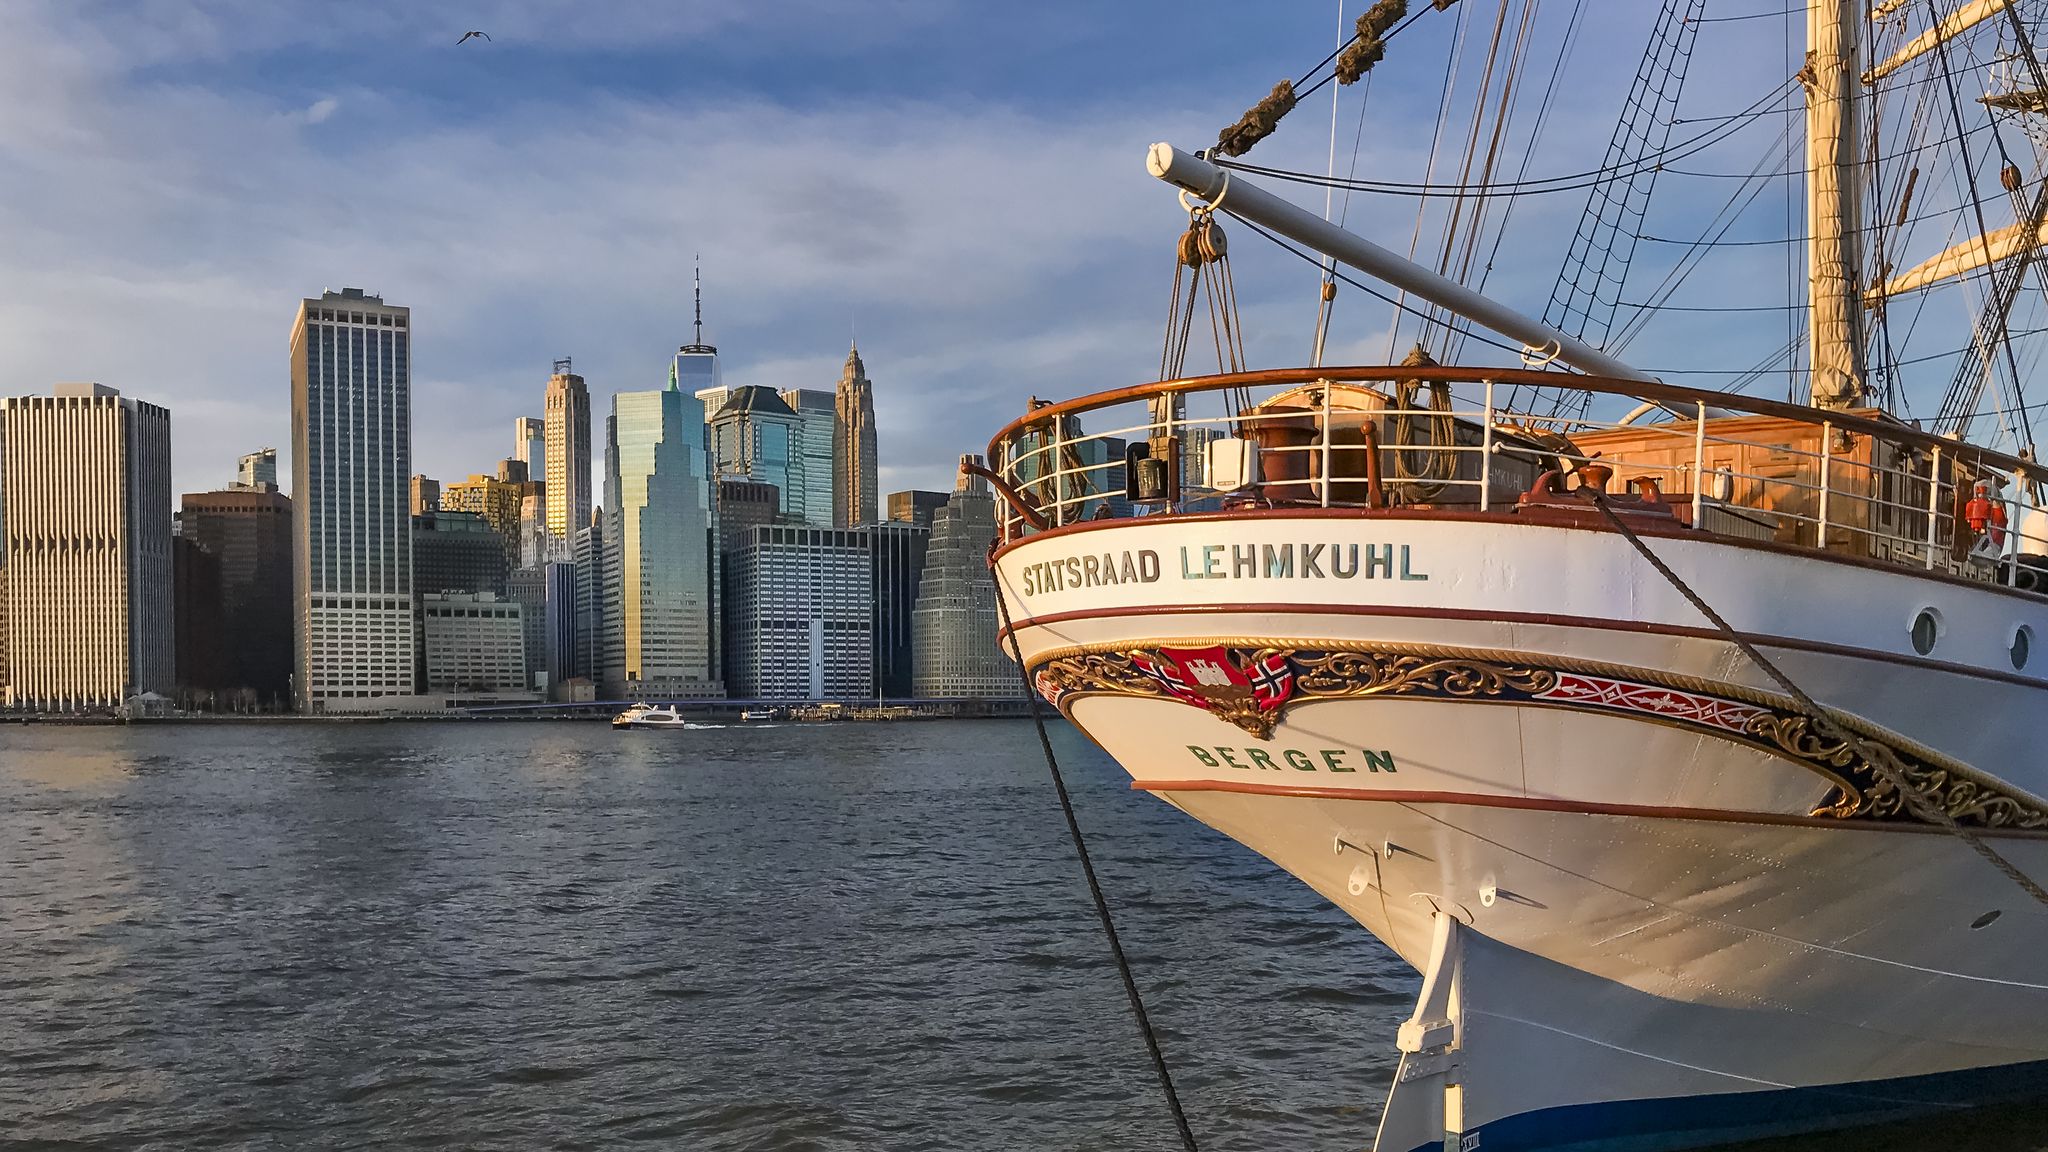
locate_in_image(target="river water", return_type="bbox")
[0,721,2039,1151]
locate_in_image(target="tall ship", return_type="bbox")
[980,3,2048,1149]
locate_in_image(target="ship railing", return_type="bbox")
[984,365,2048,593]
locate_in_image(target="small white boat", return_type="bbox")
[738,708,777,722]
[611,703,688,729]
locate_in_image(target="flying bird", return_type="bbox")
[457,30,491,44]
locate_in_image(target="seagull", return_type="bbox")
[457,30,491,44]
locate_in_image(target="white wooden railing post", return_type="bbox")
[1320,379,1333,509]
[1692,401,1707,529]
[1925,446,1943,569]
[1050,417,1067,528]
[1817,421,1832,547]
[1479,379,1495,513]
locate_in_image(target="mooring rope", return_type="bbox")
[990,567,1201,1151]
[1589,493,2048,910]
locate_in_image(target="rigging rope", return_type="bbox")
[1587,493,2048,911]
[1212,0,1445,158]
[990,570,1202,1152]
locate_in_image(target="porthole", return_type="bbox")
[2013,626,2034,672]
[1910,609,1940,656]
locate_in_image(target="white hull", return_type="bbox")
[997,514,2048,1149]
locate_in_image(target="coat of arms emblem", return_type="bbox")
[1129,646,1296,739]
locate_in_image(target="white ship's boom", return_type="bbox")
[1144,142,1656,383]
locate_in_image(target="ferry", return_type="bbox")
[611,703,688,730]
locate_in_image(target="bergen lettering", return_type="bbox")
[1187,745,1400,773]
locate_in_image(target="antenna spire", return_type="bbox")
[693,256,703,347]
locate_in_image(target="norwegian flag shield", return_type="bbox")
[1246,652,1295,711]
[1130,650,1209,707]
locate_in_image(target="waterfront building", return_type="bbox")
[911,458,1019,699]
[410,474,439,516]
[543,561,577,698]
[887,490,950,529]
[181,486,293,704]
[779,388,837,526]
[543,359,592,559]
[412,511,507,597]
[868,519,930,699]
[572,515,606,687]
[504,565,549,693]
[420,592,526,692]
[292,288,414,708]
[1,383,173,710]
[724,525,872,700]
[715,479,783,689]
[602,378,722,699]
[236,447,278,490]
[514,415,545,481]
[172,535,224,695]
[443,472,523,568]
[833,344,879,527]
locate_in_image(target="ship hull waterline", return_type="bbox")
[995,512,2048,1150]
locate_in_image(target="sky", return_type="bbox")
[7,1,2015,503]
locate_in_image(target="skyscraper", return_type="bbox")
[543,359,591,557]
[572,514,606,688]
[887,490,949,529]
[833,343,879,527]
[1,384,174,710]
[602,374,722,699]
[724,525,873,701]
[173,535,225,696]
[291,288,414,708]
[181,486,293,704]
[443,472,524,569]
[504,565,549,693]
[868,519,929,699]
[676,262,723,406]
[709,387,803,520]
[911,457,1019,699]
[514,415,546,480]
[778,388,837,526]
[236,448,279,490]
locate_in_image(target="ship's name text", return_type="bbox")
[1188,745,1399,773]
[1018,544,1428,596]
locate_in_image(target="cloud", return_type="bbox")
[0,0,1876,503]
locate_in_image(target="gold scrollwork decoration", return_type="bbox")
[1029,640,2048,833]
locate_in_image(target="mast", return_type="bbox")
[1806,0,1867,408]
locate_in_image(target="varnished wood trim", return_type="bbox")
[996,601,2048,690]
[989,506,2048,608]
[1131,778,2048,840]
[984,364,2042,480]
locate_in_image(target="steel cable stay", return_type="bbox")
[989,574,1202,1152]
[1213,74,1799,200]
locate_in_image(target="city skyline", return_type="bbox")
[3,7,1742,511]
